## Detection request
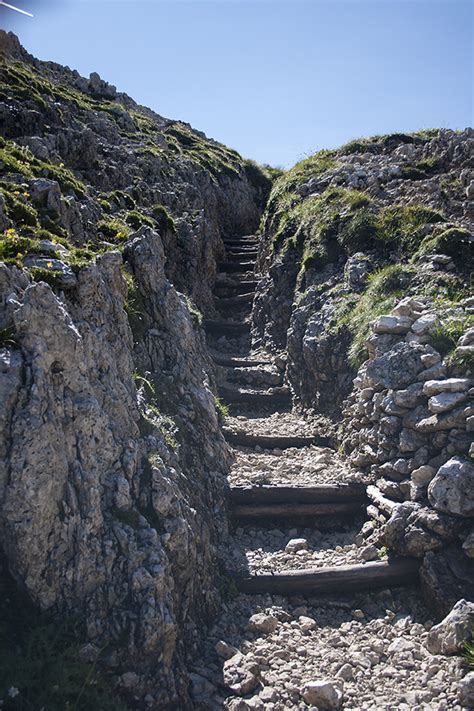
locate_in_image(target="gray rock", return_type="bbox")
[373,315,413,335]
[459,671,474,707]
[423,378,471,397]
[302,679,343,709]
[428,457,474,517]
[426,599,474,655]
[428,391,467,414]
[247,613,279,634]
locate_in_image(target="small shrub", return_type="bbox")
[214,396,229,422]
[97,218,130,243]
[125,209,154,230]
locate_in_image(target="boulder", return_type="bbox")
[459,671,474,708]
[286,538,308,552]
[428,457,474,517]
[426,599,474,655]
[411,313,438,335]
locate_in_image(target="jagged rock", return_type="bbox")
[425,599,474,655]
[364,343,425,390]
[428,457,474,517]
[459,672,474,707]
[373,315,413,335]
[428,391,467,414]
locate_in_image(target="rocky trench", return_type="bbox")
[0,30,473,711]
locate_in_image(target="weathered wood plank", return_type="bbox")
[367,485,398,515]
[229,484,368,505]
[204,320,251,336]
[235,559,420,594]
[218,386,291,405]
[232,501,364,519]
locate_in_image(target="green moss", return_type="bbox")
[416,227,473,268]
[151,203,176,234]
[97,218,131,243]
[0,327,18,348]
[125,209,155,230]
[29,266,69,289]
[123,269,147,342]
[184,295,203,327]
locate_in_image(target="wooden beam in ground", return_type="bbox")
[218,386,291,405]
[212,354,269,368]
[235,558,420,594]
[232,501,364,519]
[223,430,330,449]
[367,485,398,516]
[204,320,250,336]
[229,483,368,505]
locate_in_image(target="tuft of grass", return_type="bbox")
[184,295,203,327]
[340,265,415,367]
[214,396,229,422]
[97,218,131,243]
[430,316,474,358]
[0,327,18,348]
[463,633,474,670]
[125,209,155,230]
[151,203,176,234]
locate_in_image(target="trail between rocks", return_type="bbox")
[193,235,467,710]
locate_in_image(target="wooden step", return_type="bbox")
[226,250,258,260]
[214,281,258,296]
[204,320,250,336]
[223,430,330,449]
[219,385,291,406]
[224,237,258,246]
[218,261,254,273]
[235,558,420,595]
[216,293,254,309]
[232,501,364,520]
[229,483,368,505]
[211,354,269,368]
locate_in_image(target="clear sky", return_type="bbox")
[1,0,472,167]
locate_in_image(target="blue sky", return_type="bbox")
[1,0,472,167]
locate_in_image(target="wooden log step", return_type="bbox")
[216,293,254,309]
[226,250,258,260]
[229,483,368,505]
[204,320,250,336]
[232,501,364,520]
[219,385,291,405]
[211,354,269,368]
[223,430,330,449]
[215,284,258,298]
[235,558,420,595]
[224,237,258,246]
[218,261,254,273]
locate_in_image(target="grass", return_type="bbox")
[184,295,203,327]
[97,218,131,243]
[416,227,473,267]
[340,265,415,367]
[463,633,474,670]
[0,327,18,348]
[429,316,474,358]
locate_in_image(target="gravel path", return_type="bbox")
[193,588,466,710]
[229,446,368,487]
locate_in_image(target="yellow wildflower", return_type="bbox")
[46,261,54,268]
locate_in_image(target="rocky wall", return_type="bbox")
[340,296,474,616]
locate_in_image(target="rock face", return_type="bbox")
[251,128,474,415]
[0,32,270,708]
[426,599,474,655]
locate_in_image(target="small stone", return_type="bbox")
[285,538,308,553]
[373,315,413,335]
[336,663,353,681]
[247,613,279,634]
[120,671,139,689]
[411,465,436,486]
[411,313,438,335]
[215,640,239,660]
[352,609,365,620]
[299,615,317,632]
[302,679,343,709]
[359,544,379,562]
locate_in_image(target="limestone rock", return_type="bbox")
[247,613,279,634]
[426,599,474,655]
[302,679,343,709]
[428,457,474,517]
